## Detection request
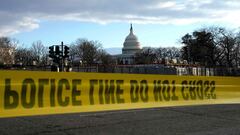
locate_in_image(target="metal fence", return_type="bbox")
[176,67,240,76]
[71,65,240,76]
[1,64,239,76]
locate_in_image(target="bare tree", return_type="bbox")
[69,44,79,65]
[155,47,165,63]
[15,47,34,66]
[235,32,240,67]
[97,49,115,65]
[154,47,180,64]
[0,37,18,65]
[135,47,156,64]
[72,38,102,65]
[219,32,235,67]
[30,41,48,66]
[166,47,180,59]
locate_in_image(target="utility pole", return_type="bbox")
[61,41,64,72]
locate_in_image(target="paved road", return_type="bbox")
[0,104,240,135]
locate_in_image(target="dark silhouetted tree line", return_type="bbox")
[181,27,240,68]
[14,41,48,67]
[1,26,240,69]
[0,37,48,67]
[134,47,180,64]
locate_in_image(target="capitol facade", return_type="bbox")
[116,24,141,64]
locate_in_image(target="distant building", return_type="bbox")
[116,24,141,64]
[0,47,15,65]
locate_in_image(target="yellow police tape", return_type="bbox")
[0,70,240,118]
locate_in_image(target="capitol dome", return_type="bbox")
[122,24,141,54]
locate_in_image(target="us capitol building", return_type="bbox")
[116,24,141,64]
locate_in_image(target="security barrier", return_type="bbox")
[0,70,240,118]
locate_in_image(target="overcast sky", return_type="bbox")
[1,0,240,49]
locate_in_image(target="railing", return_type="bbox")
[0,64,239,76]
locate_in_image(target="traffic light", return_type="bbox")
[53,57,60,64]
[48,42,70,72]
[55,46,60,56]
[64,46,70,58]
[49,46,54,58]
